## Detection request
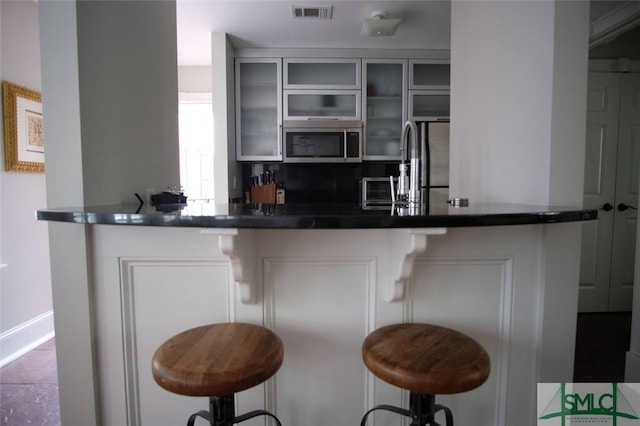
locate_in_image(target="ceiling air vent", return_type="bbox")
[291,5,333,19]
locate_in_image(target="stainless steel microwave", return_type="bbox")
[282,120,362,163]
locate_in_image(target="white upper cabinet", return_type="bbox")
[235,58,283,161]
[283,59,362,120]
[283,90,361,120]
[409,59,450,121]
[409,60,450,90]
[409,90,450,122]
[234,56,450,160]
[362,59,407,160]
[284,58,361,89]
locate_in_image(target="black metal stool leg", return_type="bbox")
[235,409,282,426]
[434,404,453,426]
[408,393,434,426]
[409,393,454,426]
[187,410,211,426]
[187,395,234,426]
[360,393,454,426]
[360,404,412,426]
[187,394,282,426]
[214,395,236,426]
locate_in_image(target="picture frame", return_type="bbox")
[2,81,44,173]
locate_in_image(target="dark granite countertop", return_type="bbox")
[36,201,597,229]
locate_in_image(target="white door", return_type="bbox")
[609,74,640,311]
[579,73,620,312]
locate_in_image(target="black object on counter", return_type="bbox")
[134,193,145,213]
[150,191,187,205]
[153,203,188,213]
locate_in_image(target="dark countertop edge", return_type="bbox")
[36,208,597,229]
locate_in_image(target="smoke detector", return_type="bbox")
[360,10,401,36]
[291,5,333,19]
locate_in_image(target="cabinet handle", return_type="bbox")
[344,130,347,160]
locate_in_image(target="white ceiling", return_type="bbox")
[176,1,452,65]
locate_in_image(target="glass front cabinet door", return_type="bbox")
[235,58,282,161]
[409,90,450,121]
[284,58,361,89]
[362,60,407,160]
[283,90,361,120]
[283,59,361,121]
[409,60,450,90]
[408,60,450,122]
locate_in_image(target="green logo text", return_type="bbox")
[539,383,639,425]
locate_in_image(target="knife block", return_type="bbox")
[250,183,276,204]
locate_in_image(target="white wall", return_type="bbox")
[450,0,590,381]
[212,33,241,202]
[178,66,212,93]
[39,1,99,423]
[0,0,54,368]
[450,0,588,208]
[75,1,180,205]
[39,1,180,424]
[451,1,551,205]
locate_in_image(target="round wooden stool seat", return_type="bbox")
[152,323,284,397]
[362,323,490,395]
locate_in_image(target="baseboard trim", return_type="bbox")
[0,310,55,368]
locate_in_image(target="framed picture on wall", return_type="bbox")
[2,81,44,173]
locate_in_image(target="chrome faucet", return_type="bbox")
[394,120,415,204]
[391,120,430,213]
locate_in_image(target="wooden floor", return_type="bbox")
[573,312,632,382]
[0,312,632,425]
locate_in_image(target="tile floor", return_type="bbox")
[0,312,633,425]
[0,338,60,425]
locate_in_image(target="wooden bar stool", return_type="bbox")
[152,323,284,426]
[360,323,490,426]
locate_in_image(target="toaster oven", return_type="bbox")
[361,177,396,210]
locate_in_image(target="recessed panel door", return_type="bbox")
[608,74,640,311]
[579,73,620,312]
